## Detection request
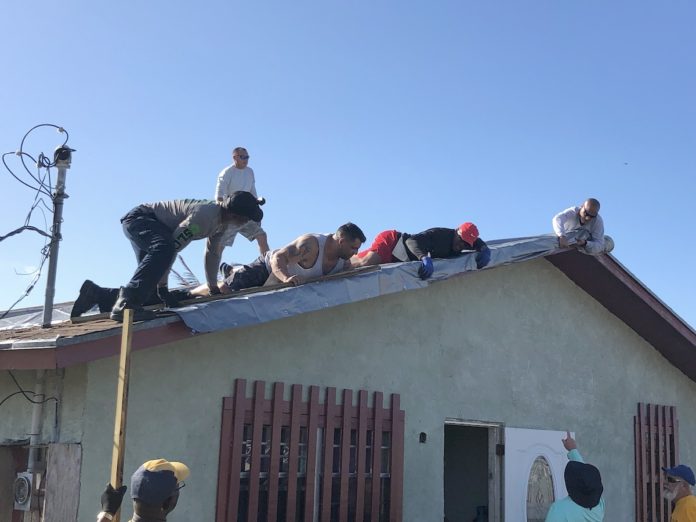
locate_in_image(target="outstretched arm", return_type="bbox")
[562,431,584,462]
[552,208,577,248]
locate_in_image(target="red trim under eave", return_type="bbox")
[0,321,193,370]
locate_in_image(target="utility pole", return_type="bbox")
[41,145,74,328]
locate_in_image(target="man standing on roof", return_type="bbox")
[109,192,264,322]
[553,198,607,254]
[350,223,491,279]
[191,222,366,295]
[97,458,189,522]
[545,431,604,521]
[214,146,270,256]
[663,464,696,521]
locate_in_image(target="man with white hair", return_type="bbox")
[663,464,696,521]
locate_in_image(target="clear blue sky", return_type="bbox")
[1,1,694,327]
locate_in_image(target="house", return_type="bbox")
[1,236,695,522]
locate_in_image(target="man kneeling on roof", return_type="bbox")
[350,223,491,279]
[70,192,264,322]
[553,198,613,255]
[189,222,367,295]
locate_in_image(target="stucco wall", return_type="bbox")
[0,367,86,444]
[76,259,696,522]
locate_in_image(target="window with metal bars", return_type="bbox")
[216,379,404,522]
[634,403,679,522]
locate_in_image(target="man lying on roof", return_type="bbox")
[189,222,367,295]
[553,198,611,255]
[71,192,264,322]
[350,223,491,279]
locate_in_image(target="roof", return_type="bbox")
[1,234,694,382]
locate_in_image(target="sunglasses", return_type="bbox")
[667,476,684,484]
[582,208,597,218]
[235,155,250,160]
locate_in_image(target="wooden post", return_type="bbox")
[110,309,134,522]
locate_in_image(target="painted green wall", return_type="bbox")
[29,259,695,522]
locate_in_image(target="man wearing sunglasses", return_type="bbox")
[214,146,270,257]
[552,198,606,254]
[97,458,189,522]
[663,465,696,520]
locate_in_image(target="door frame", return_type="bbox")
[444,418,504,522]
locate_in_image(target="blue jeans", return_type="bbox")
[121,206,177,303]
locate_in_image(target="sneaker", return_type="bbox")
[219,262,233,279]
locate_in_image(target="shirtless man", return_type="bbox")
[191,222,366,295]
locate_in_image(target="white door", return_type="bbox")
[504,428,573,522]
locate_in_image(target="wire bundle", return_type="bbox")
[0,124,72,319]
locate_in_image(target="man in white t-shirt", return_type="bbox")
[214,146,270,255]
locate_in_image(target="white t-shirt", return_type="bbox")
[214,165,257,200]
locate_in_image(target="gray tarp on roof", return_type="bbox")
[174,233,594,334]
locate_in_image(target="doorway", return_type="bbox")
[444,421,502,522]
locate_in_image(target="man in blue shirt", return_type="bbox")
[545,431,605,521]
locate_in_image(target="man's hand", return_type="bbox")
[475,248,491,269]
[285,275,305,286]
[575,239,587,247]
[558,236,569,248]
[418,255,434,280]
[101,483,127,515]
[562,430,577,451]
[208,283,222,296]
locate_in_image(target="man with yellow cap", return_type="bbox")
[97,458,189,522]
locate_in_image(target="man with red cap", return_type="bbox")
[351,223,491,279]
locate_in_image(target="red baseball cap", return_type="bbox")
[456,222,479,247]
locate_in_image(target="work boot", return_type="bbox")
[110,287,157,322]
[71,280,100,318]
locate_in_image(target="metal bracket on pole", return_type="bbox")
[41,146,73,328]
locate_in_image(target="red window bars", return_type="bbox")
[634,403,679,522]
[216,379,405,522]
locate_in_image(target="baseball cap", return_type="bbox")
[223,191,265,222]
[456,222,479,247]
[663,464,696,485]
[130,459,190,505]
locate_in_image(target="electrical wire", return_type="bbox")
[0,371,58,410]
[0,124,71,319]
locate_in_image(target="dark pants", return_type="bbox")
[121,206,177,303]
[224,256,270,291]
